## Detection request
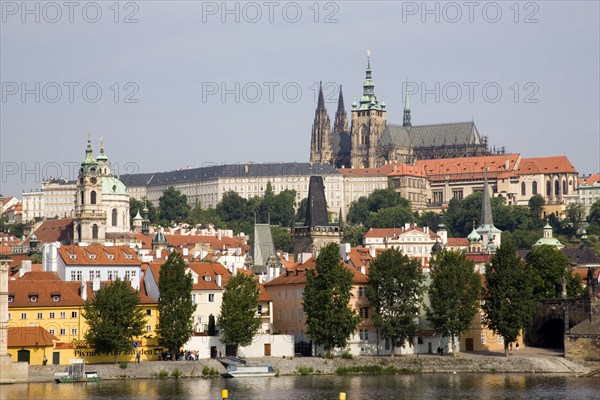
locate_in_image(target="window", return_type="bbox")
[111,208,118,226]
[554,180,559,196]
[498,335,503,344]
[208,294,215,302]
[191,294,197,304]
[60,312,66,319]
[30,295,38,302]
[49,312,55,319]
[257,305,262,315]
[60,329,66,336]
[452,190,463,201]
[146,309,152,316]
[298,309,303,320]
[433,191,444,204]
[298,289,303,298]
[546,181,551,196]
[360,307,369,319]
[521,182,526,196]
[358,286,365,297]
[52,295,60,302]
[37,312,43,319]
[92,224,98,240]
[125,271,131,281]
[71,328,78,336]
[146,325,152,332]
[562,180,567,195]
[90,191,97,205]
[49,329,55,335]
[481,334,487,344]
[72,311,78,318]
[20,313,27,320]
[532,181,538,195]
[8,296,13,303]
[359,329,369,341]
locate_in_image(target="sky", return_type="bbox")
[1,0,599,196]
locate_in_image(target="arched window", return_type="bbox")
[90,191,97,205]
[81,191,85,205]
[554,180,560,196]
[562,180,567,195]
[546,181,551,196]
[111,209,118,227]
[521,182,526,196]
[532,181,538,195]
[92,224,98,240]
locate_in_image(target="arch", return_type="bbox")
[546,181,551,196]
[111,208,118,227]
[92,224,98,240]
[521,182,526,196]
[17,349,30,364]
[532,181,538,195]
[562,179,567,195]
[80,191,85,205]
[554,180,560,196]
[90,191,97,205]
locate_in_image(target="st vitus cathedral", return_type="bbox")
[309,53,496,168]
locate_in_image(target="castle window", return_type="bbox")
[92,224,98,240]
[112,208,118,226]
[532,181,538,195]
[8,295,14,303]
[90,191,97,205]
[521,182,526,196]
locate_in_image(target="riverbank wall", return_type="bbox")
[26,351,598,383]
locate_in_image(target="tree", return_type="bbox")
[427,250,481,355]
[366,204,413,229]
[303,243,360,353]
[588,200,600,227]
[295,197,308,223]
[83,278,146,363]
[129,197,158,223]
[217,191,248,222]
[347,196,370,225]
[208,314,216,336]
[528,194,545,228]
[482,239,536,356]
[526,245,582,299]
[563,203,586,236]
[157,252,196,359]
[367,248,424,356]
[271,226,293,253]
[342,225,368,247]
[158,187,191,225]
[218,273,261,354]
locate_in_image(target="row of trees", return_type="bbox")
[302,242,583,357]
[83,251,263,361]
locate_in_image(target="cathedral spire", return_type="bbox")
[357,50,381,111]
[337,84,345,112]
[333,84,348,135]
[403,88,411,128]
[310,81,332,165]
[317,81,325,112]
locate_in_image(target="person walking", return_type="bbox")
[136,351,141,364]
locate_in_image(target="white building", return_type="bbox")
[21,191,44,223]
[42,179,77,219]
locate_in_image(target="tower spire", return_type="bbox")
[333,84,349,135]
[317,81,325,111]
[403,84,411,128]
[337,84,345,111]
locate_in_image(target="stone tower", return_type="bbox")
[293,176,341,257]
[309,82,333,165]
[74,134,106,243]
[350,52,387,168]
[333,85,348,135]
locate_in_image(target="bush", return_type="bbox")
[341,351,353,359]
[202,366,219,377]
[171,368,183,379]
[119,361,128,369]
[157,369,169,379]
[297,366,314,376]
[323,352,334,359]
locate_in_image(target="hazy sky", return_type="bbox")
[1,1,599,196]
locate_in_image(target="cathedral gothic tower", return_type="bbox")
[333,85,348,135]
[350,53,387,168]
[309,82,333,164]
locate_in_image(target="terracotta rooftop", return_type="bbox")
[416,154,521,180]
[8,279,83,308]
[58,244,140,266]
[8,326,57,347]
[517,156,577,175]
[583,173,600,185]
[32,218,75,243]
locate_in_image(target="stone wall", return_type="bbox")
[564,335,600,362]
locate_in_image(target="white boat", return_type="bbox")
[218,356,276,378]
[54,359,101,383]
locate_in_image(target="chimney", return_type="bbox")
[183,248,189,256]
[19,260,32,277]
[216,274,222,287]
[156,249,162,259]
[217,229,222,240]
[404,223,410,230]
[369,245,376,258]
[92,277,100,292]
[359,265,366,274]
[81,280,87,301]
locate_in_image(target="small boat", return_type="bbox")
[54,359,102,383]
[218,356,276,378]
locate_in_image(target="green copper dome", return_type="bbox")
[102,176,127,195]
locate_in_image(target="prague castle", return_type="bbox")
[309,54,495,169]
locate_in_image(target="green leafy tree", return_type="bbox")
[482,239,536,356]
[271,226,293,253]
[218,273,261,354]
[129,197,159,223]
[188,202,226,228]
[528,194,545,228]
[588,200,600,227]
[367,248,424,356]
[83,278,146,363]
[208,314,216,336]
[217,191,248,222]
[159,187,191,225]
[342,225,368,247]
[157,252,196,359]
[417,211,446,231]
[427,250,481,355]
[526,245,583,299]
[366,204,414,229]
[563,203,586,236]
[303,243,360,352]
[347,196,370,225]
[295,198,308,223]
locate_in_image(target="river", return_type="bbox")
[2,374,599,399]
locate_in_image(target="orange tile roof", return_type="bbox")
[134,232,249,253]
[32,218,75,243]
[447,238,468,247]
[58,244,140,266]
[186,262,231,290]
[19,271,61,280]
[8,326,57,347]
[416,154,521,181]
[264,257,368,286]
[8,279,83,308]
[340,163,427,178]
[517,156,577,175]
[584,173,600,185]
[364,226,438,240]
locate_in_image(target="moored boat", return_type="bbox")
[54,359,102,383]
[218,356,276,378]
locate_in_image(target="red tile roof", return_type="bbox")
[584,173,600,185]
[58,244,140,266]
[517,156,577,175]
[417,154,521,181]
[8,326,57,347]
[447,238,469,247]
[134,232,249,253]
[364,226,438,240]
[19,271,61,280]
[8,279,83,308]
[32,218,75,243]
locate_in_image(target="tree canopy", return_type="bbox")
[367,248,424,356]
[159,186,191,225]
[156,252,196,358]
[427,250,481,355]
[346,189,414,229]
[129,197,159,223]
[482,239,536,356]
[303,243,360,353]
[218,273,261,353]
[83,278,146,362]
[526,245,583,299]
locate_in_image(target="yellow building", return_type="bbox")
[7,271,160,365]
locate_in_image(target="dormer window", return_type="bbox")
[89,254,96,260]
[30,295,38,302]
[8,296,14,303]
[107,254,115,260]
[125,254,132,260]
[203,276,212,282]
[69,254,76,260]
[52,295,60,302]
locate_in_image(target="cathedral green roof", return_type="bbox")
[102,176,127,195]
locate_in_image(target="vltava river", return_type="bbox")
[2,374,599,399]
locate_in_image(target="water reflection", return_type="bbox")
[2,374,598,400]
